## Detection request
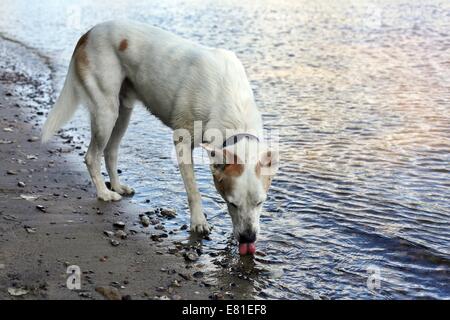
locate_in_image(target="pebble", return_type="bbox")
[167,247,178,254]
[95,286,122,300]
[17,181,26,188]
[140,214,150,227]
[24,226,36,234]
[178,273,193,281]
[36,205,46,213]
[154,295,171,300]
[79,292,92,298]
[7,170,17,175]
[209,292,224,300]
[184,252,199,262]
[27,136,39,142]
[171,280,182,287]
[113,221,125,229]
[180,224,188,230]
[8,287,29,297]
[110,239,120,247]
[193,271,204,278]
[150,234,163,242]
[103,230,114,238]
[161,209,176,219]
[115,230,127,239]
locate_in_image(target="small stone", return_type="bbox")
[184,252,199,262]
[171,280,182,287]
[180,224,188,230]
[154,295,171,300]
[95,286,122,300]
[113,221,125,229]
[193,271,204,278]
[103,230,114,237]
[150,234,162,242]
[36,205,46,213]
[140,214,150,227]
[115,230,127,239]
[167,247,178,254]
[209,292,224,300]
[110,239,120,247]
[8,288,29,296]
[17,181,25,188]
[79,292,92,298]
[27,136,39,142]
[20,194,38,201]
[24,226,36,234]
[154,224,164,230]
[7,170,17,175]
[160,209,176,218]
[178,273,193,281]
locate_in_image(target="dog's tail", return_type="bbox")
[41,61,79,143]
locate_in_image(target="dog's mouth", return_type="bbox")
[239,242,256,256]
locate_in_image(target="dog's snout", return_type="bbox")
[238,229,257,244]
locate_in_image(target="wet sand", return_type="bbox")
[0,37,218,300]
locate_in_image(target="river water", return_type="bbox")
[1,0,449,299]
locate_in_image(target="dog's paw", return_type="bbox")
[112,184,135,196]
[98,190,122,202]
[190,218,210,235]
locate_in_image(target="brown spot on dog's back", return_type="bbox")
[73,30,91,80]
[119,39,128,51]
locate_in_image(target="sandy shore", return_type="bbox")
[0,37,222,300]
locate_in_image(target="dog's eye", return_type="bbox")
[229,202,238,209]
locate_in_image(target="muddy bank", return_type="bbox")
[0,37,241,300]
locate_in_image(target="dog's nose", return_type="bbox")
[238,229,257,244]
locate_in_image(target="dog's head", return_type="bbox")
[201,141,278,255]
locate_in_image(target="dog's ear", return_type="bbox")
[258,149,279,175]
[200,143,243,176]
[200,143,235,164]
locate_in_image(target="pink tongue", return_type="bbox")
[247,243,256,255]
[239,243,256,256]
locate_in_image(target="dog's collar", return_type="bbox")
[222,133,260,148]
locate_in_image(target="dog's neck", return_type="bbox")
[204,100,264,149]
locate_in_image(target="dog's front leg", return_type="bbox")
[175,143,210,234]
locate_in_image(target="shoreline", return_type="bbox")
[0,36,223,300]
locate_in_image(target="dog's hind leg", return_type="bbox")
[86,106,121,202]
[104,81,135,196]
[82,79,122,202]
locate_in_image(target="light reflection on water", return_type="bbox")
[1,0,449,299]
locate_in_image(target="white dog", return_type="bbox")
[42,20,278,255]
